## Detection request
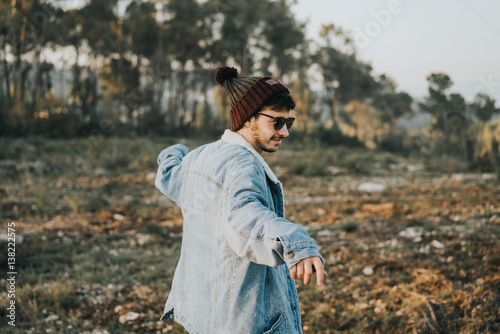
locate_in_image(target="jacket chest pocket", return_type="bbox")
[267,178,284,217]
[257,312,285,334]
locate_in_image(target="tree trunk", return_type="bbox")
[1,37,12,106]
[175,64,187,128]
[240,36,249,74]
[12,21,26,105]
[30,45,42,116]
[20,64,31,105]
[71,46,81,113]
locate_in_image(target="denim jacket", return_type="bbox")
[155,130,323,334]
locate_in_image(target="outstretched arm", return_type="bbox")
[225,166,323,269]
[155,144,189,204]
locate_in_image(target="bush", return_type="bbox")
[84,195,110,212]
[45,110,82,138]
[317,125,362,147]
[378,131,410,153]
[340,219,359,232]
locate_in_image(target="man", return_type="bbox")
[155,66,326,334]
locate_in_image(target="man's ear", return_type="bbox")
[242,118,253,128]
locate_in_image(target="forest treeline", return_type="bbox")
[1,0,499,173]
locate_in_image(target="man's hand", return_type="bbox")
[289,256,327,286]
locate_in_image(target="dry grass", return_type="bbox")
[0,137,499,333]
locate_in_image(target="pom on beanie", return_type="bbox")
[215,66,238,86]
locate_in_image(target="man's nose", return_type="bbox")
[278,124,289,137]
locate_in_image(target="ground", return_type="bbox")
[0,137,499,333]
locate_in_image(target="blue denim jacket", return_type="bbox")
[155,130,323,334]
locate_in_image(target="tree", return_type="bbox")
[100,57,141,123]
[164,0,200,126]
[420,73,474,158]
[315,25,380,137]
[1,0,60,134]
[122,1,158,125]
[76,0,119,121]
[209,0,269,74]
[419,73,454,150]
[471,93,499,122]
[260,0,307,79]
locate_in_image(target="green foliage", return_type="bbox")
[84,195,110,212]
[124,1,159,59]
[340,219,359,233]
[419,72,480,159]
[317,125,362,147]
[378,130,410,153]
[45,110,81,138]
[98,180,128,195]
[471,93,500,122]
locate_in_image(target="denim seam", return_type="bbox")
[213,191,225,332]
[186,170,226,193]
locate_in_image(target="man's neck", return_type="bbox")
[236,129,262,154]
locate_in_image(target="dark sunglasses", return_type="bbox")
[257,113,295,131]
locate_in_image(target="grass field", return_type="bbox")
[1,136,499,333]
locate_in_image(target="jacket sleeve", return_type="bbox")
[155,144,189,204]
[224,167,323,269]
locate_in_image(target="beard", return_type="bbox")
[250,123,284,153]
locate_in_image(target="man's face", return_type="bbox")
[247,107,291,154]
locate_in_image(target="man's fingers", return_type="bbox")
[290,257,327,285]
[303,258,313,285]
[297,261,304,280]
[312,257,325,286]
[290,265,297,279]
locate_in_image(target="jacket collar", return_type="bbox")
[221,129,279,184]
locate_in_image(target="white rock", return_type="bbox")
[113,214,125,221]
[92,329,111,334]
[482,173,495,180]
[357,182,386,192]
[398,227,422,239]
[146,172,156,180]
[407,164,424,172]
[327,254,338,264]
[137,233,152,246]
[327,166,347,175]
[431,240,445,249]
[419,245,431,254]
[362,267,374,276]
[108,249,119,257]
[119,311,140,324]
[389,238,398,247]
[45,314,59,322]
[114,305,123,313]
[317,229,333,237]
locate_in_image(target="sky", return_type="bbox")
[59,0,500,103]
[291,0,500,102]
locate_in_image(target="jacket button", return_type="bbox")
[293,306,297,310]
[287,252,294,258]
[287,275,291,279]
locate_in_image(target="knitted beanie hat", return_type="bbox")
[215,66,290,131]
